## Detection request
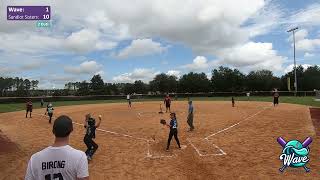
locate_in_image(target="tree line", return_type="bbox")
[1,65,319,97]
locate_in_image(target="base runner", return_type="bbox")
[83,114,102,161]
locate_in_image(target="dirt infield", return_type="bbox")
[0,101,319,179]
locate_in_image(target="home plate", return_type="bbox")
[187,138,226,156]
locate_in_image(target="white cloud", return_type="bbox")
[288,3,320,27]
[166,70,181,78]
[304,52,315,58]
[287,29,320,52]
[216,42,286,72]
[112,68,159,83]
[65,29,117,53]
[64,61,103,75]
[117,39,168,59]
[284,64,312,73]
[181,56,217,72]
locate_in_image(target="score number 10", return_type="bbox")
[43,7,50,20]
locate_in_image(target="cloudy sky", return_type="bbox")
[0,0,319,89]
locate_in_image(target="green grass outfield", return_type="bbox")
[0,96,319,113]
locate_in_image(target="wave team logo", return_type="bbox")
[277,137,312,173]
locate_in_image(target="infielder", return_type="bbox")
[26,99,33,118]
[164,94,171,113]
[273,89,280,106]
[127,94,132,108]
[83,114,102,160]
[46,103,54,124]
[165,113,181,151]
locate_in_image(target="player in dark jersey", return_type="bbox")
[83,114,102,161]
[273,89,280,106]
[164,112,181,151]
[164,94,171,113]
[26,99,33,118]
[232,97,235,107]
[46,103,54,124]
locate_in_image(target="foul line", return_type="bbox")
[204,106,271,140]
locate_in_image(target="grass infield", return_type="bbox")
[0,96,319,113]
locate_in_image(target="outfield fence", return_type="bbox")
[0,91,317,104]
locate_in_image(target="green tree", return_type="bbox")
[90,74,104,94]
[178,72,211,93]
[77,81,90,95]
[149,73,177,93]
[133,80,148,94]
[246,70,280,91]
[211,66,245,92]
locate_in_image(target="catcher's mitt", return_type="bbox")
[160,119,166,125]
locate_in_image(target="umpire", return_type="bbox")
[187,101,194,131]
[83,114,102,161]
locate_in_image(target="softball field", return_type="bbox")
[0,101,319,179]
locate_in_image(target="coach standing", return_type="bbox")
[25,115,89,180]
[187,100,194,131]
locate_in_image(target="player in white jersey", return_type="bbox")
[25,115,89,180]
[127,94,132,107]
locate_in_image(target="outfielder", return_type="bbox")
[127,94,132,108]
[273,89,280,106]
[83,114,102,160]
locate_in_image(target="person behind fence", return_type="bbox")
[165,112,181,151]
[83,114,102,161]
[273,89,280,106]
[187,100,194,131]
[25,115,89,180]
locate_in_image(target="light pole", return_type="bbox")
[287,27,298,96]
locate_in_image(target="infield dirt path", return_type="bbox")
[0,101,319,179]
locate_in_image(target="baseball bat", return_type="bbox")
[303,165,310,172]
[302,137,312,148]
[277,137,287,147]
[279,165,287,172]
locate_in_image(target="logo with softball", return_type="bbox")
[277,137,312,173]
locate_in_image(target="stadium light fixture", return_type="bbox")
[287,27,298,96]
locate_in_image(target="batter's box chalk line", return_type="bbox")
[187,138,226,157]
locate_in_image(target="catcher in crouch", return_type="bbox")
[161,112,181,151]
[83,114,102,161]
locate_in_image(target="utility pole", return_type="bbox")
[287,27,298,96]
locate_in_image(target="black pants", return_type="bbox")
[48,113,53,123]
[166,104,171,112]
[273,97,279,106]
[84,135,98,157]
[187,114,194,130]
[167,129,180,150]
[26,109,32,118]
